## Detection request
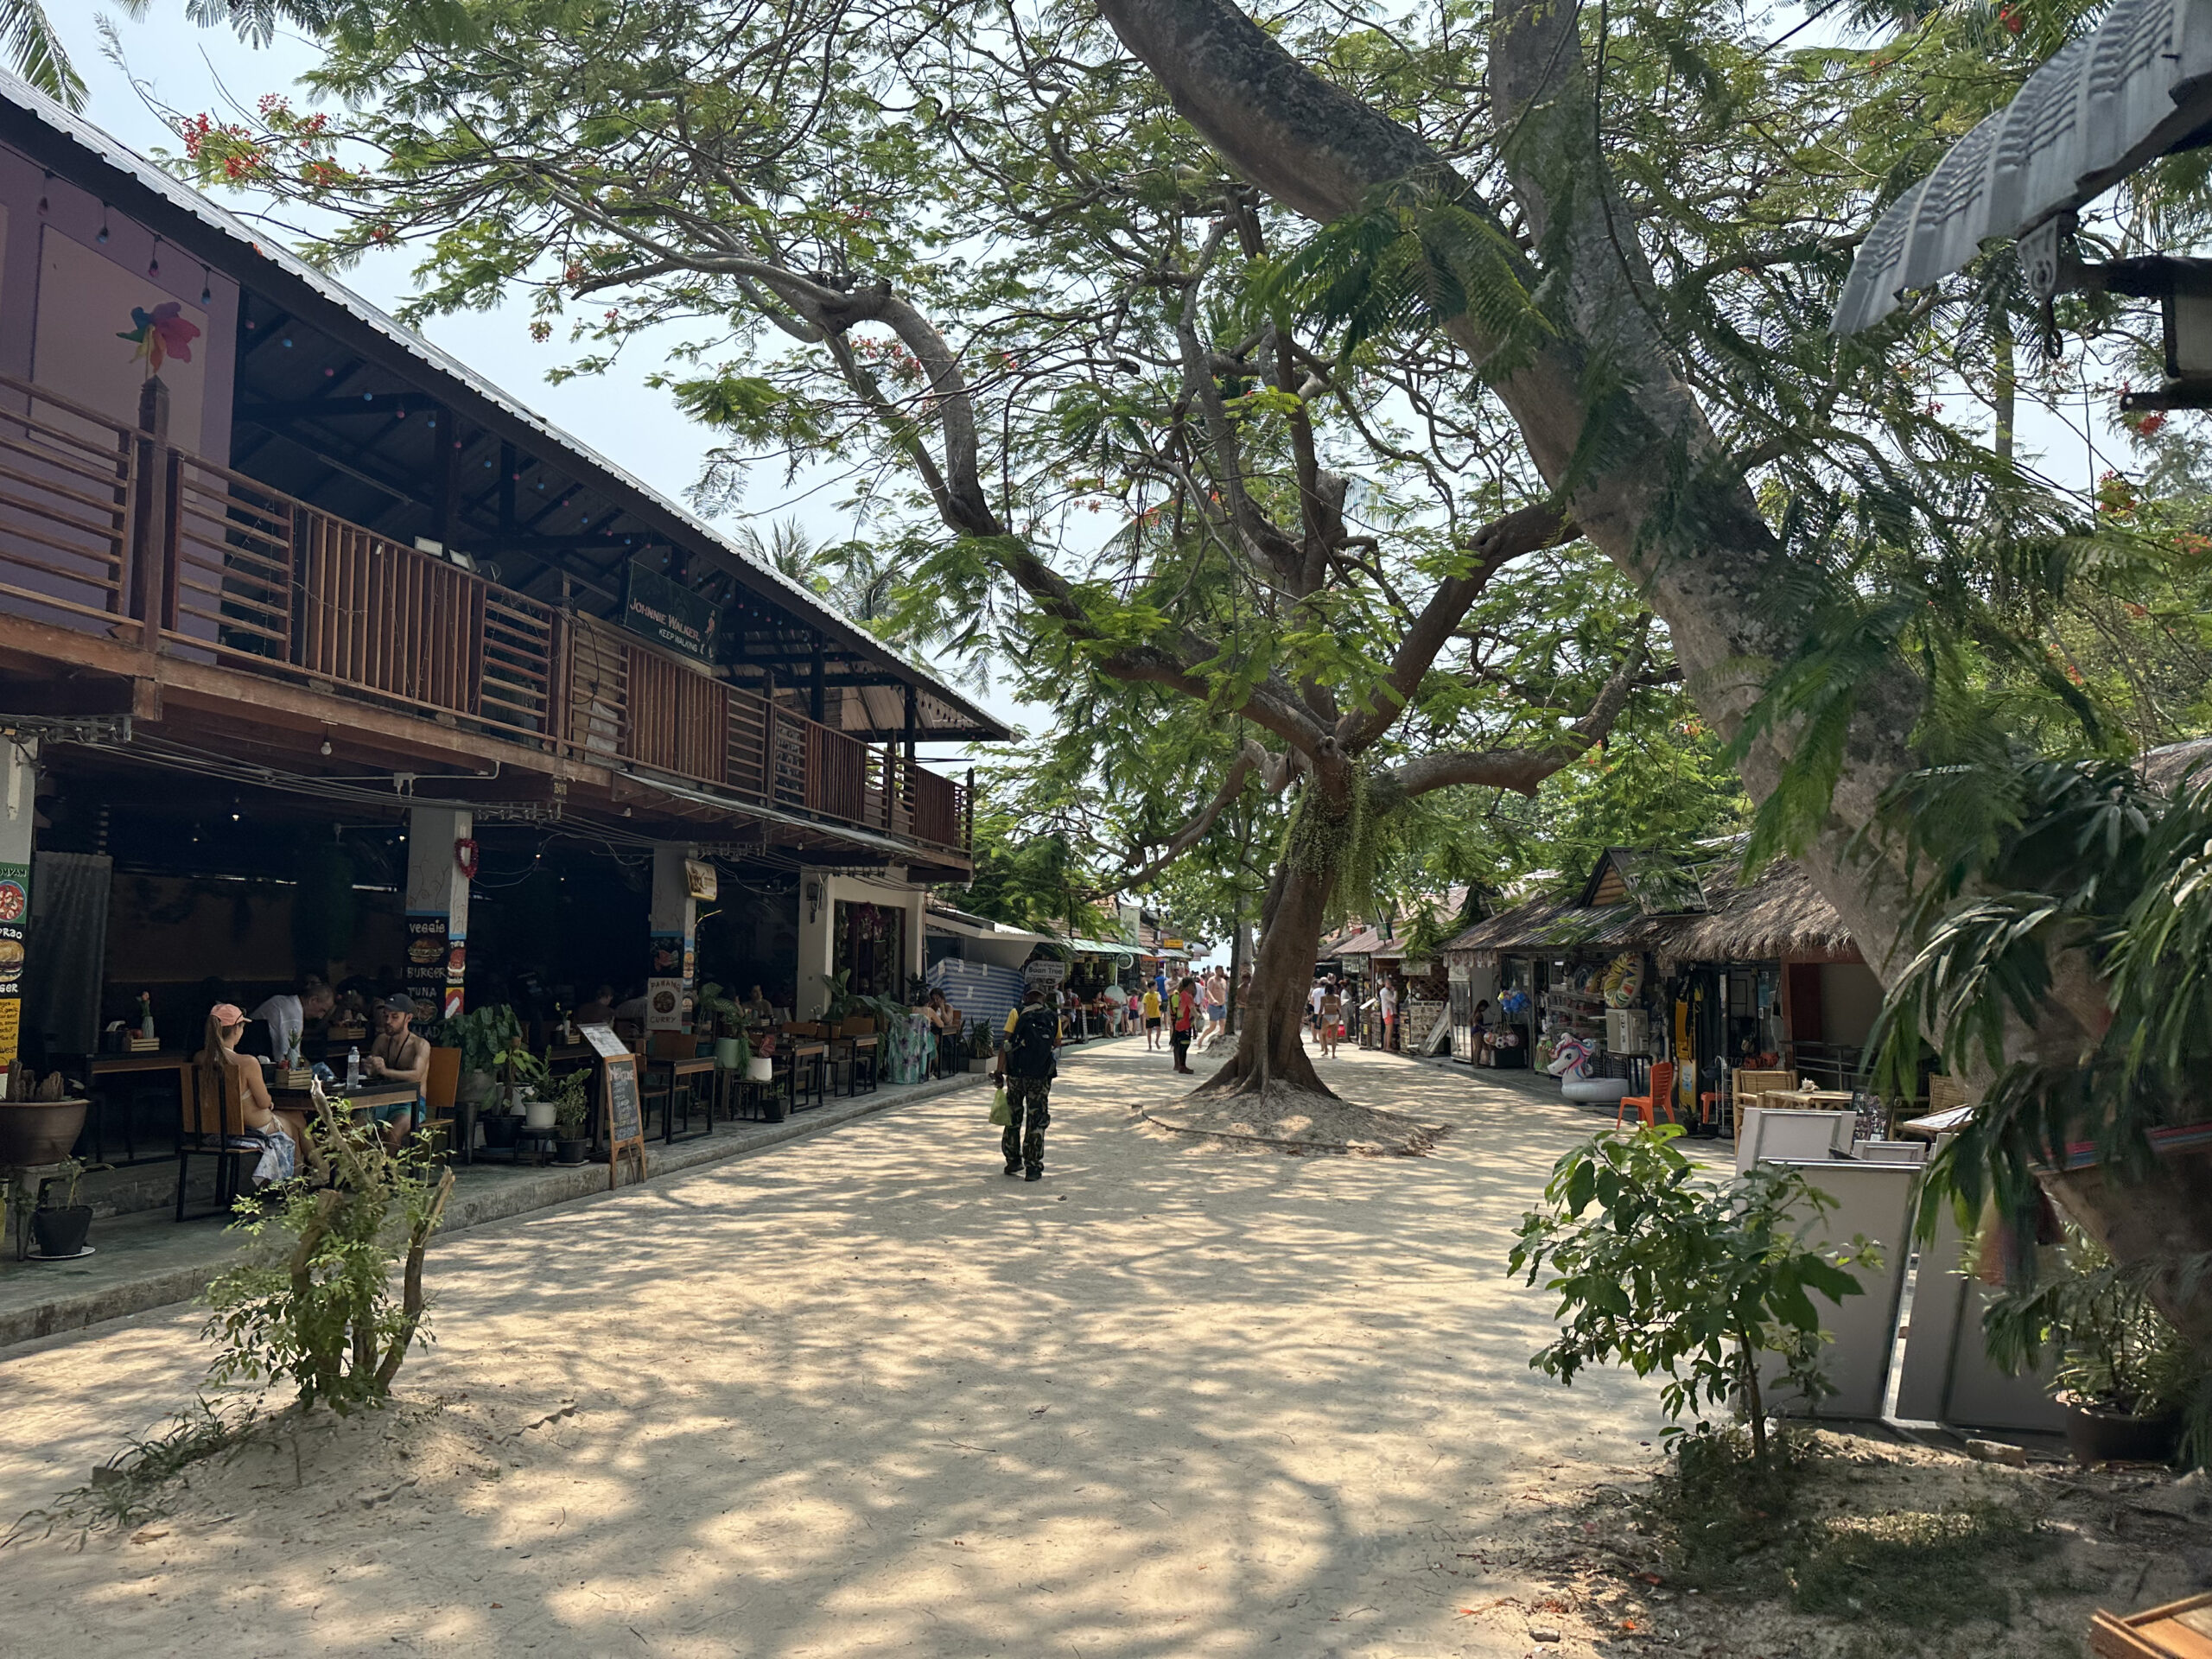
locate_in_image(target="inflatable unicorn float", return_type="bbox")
[1546,1032,1630,1105]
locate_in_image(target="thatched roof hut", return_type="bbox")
[1445,842,1859,969]
[1654,856,1856,968]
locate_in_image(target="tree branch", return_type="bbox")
[1091,740,1264,895]
[1381,615,1649,799]
[1337,501,1577,752]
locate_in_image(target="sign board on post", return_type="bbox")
[621,563,719,664]
[0,861,26,1074]
[581,1025,647,1187]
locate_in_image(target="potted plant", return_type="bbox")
[499,1039,552,1125]
[29,1156,93,1259]
[746,1026,775,1084]
[697,982,745,1068]
[1984,1230,2198,1465]
[432,1005,525,1107]
[0,1067,88,1165]
[550,1069,593,1164]
[965,1023,996,1075]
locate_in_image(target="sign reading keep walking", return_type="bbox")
[620,562,719,664]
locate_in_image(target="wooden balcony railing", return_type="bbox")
[0,370,971,855]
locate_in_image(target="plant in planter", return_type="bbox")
[429,1005,525,1104]
[550,1069,593,1164]
[696,982,746,1067]
[29,1156,93,1259]
[965,1022,997,1074]
[1983,1230,2205,1466]
[0,1066,89,1166]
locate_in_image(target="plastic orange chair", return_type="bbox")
[1617,1060,1678,1129]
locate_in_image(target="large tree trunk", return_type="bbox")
[1196,850,1335,1099]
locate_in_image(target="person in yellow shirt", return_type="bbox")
[1140,985,1163,1050]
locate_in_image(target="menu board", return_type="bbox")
[602,1051,645,1188]
[604,1058,641,1144]
[579,1022,630,1061]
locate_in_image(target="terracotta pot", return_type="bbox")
[2058,1391,2178,1465]
[0,1098,88,1166]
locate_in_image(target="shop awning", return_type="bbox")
[926,912,1054,946]
[1834,0,2212,335]
[1062,936,1138,958]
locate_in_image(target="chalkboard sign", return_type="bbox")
[603,1053,645,1186]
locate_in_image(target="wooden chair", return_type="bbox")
[1617,1060,1678,1129]
[176,1058,256,1222]
[422,1046,462,1160]
[1730,1067,1798,1141]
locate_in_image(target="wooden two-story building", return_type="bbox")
[0,71,1002,1088]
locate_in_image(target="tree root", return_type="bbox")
[1136,1082,1446,1156]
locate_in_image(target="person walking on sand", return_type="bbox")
[1170,975,1199,1074]
[1319,980,1344,1058]
[1141,982,1163,1050]
[1379,976,1400,1052]
[995,986,1059,1180]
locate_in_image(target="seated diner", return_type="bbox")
[360,991,432,1148]
[196,1001,298,1185]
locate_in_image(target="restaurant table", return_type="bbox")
[644,1056,715,1144]
[785,1041,829,1115]
[842,1033,880,1096]
[270,1080,421,1121]
[86,1050,192,1166]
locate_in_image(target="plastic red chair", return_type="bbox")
[1617,1060,1678,1129]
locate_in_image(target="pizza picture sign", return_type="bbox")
[0,881,24,923]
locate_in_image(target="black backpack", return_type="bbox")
[1006,1005,1058,1079]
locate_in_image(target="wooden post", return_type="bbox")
[902,682,918,768]
[965,766,976,853]
[130,376,171,661]
[809,639,826,724]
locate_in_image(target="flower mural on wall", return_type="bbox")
[117,302,200,374]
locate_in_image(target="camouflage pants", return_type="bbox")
[1001,1075,1052,1170]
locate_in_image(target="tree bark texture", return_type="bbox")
[1198,823,1338,1098]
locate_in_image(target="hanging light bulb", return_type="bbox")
[148,238,162,278]
[96,206,111,244]
[200,266,213,305]
[319,739,333,756]
[36,171,50,215]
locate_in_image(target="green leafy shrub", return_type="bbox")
[202,1102,454,1415]
[1509,1126,1878,1463]
[1983,1226,2207,1458]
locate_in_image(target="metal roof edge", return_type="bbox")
[0,72,1009,742]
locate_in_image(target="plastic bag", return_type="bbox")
[989,1084,1010,1127]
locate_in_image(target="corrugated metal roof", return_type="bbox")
[1835,0,2212,335]
[0,70,1006,741]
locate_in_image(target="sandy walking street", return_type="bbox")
[0,1041,1669,1657]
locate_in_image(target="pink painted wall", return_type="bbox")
[0,140,238,640]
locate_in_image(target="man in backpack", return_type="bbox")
[995,987,1060,1181]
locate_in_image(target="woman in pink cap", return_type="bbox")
[197,1001,298,1185]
